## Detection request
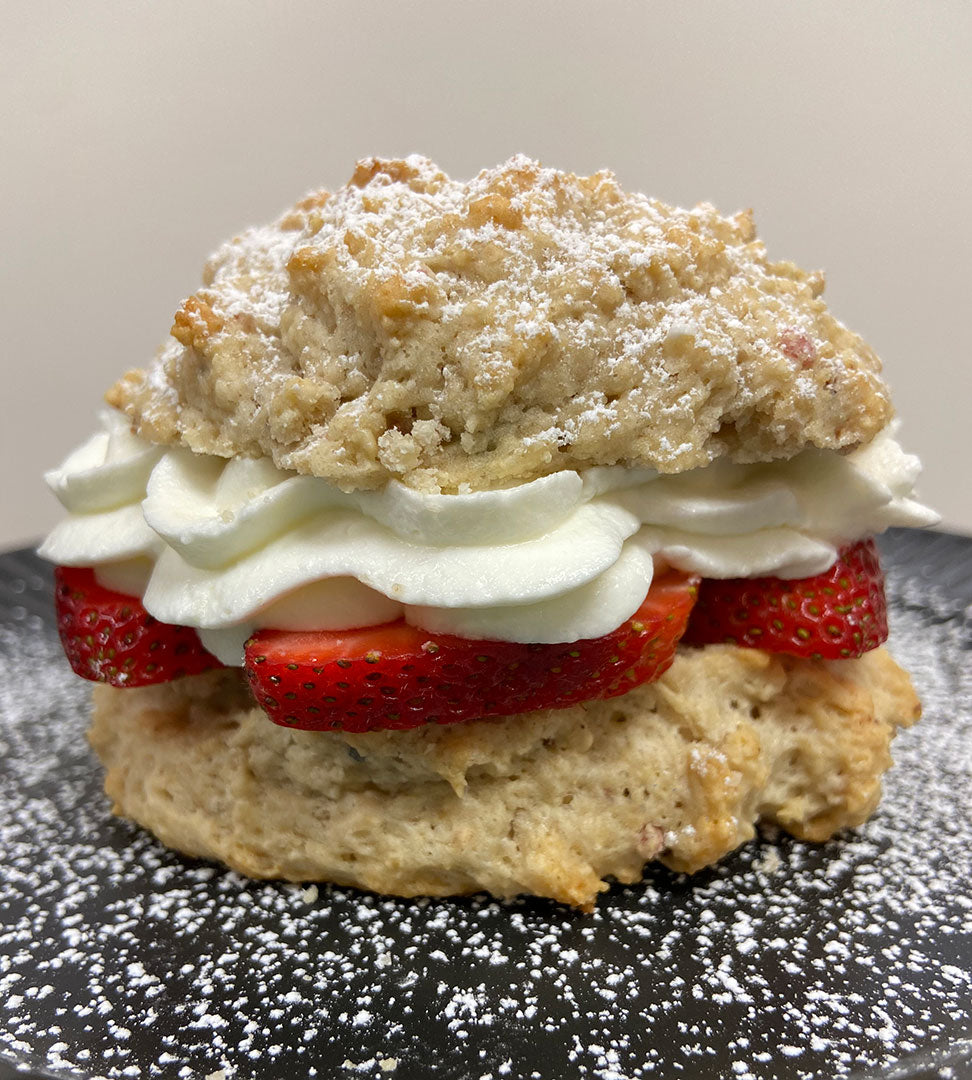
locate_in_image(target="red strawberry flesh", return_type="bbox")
[54,566,224,687]
[244,570,700,733]
[681,538,888,660]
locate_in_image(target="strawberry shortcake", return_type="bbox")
[39,157,937,908]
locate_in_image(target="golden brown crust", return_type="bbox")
[107,155,893,493]
[88,646,919,908]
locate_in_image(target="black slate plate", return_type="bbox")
[1,529,970,1080]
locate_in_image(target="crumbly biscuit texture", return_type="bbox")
[89,645,919,908]
[108,156,892,492]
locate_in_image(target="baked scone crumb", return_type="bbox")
[107,155,892,493]
[89,645,919,909]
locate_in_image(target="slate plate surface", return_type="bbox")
[1,529,970,1080]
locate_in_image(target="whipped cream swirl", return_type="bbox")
[39,411,938,664]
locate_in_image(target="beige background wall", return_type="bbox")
[3,1,969,548]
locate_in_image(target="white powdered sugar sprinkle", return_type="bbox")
[0,535,969,1080]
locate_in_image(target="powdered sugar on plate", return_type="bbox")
[0,531,969,1080]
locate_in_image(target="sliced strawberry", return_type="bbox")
[244,570,699,733]
[54,566,224,687]
[682,538,888,660]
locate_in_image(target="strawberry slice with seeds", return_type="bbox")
[54,566,224,686]
[244,570,699,733]
[682,538,888,660]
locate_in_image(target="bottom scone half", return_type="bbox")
[88,644,920,910]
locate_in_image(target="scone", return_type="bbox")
[40,156,937,908]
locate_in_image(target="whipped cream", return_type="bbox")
[39,410,938,665]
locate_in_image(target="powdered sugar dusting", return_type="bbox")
[111,157,892,496]
[0,533,969,1080]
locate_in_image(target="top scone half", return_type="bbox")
[40,157,937,908]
